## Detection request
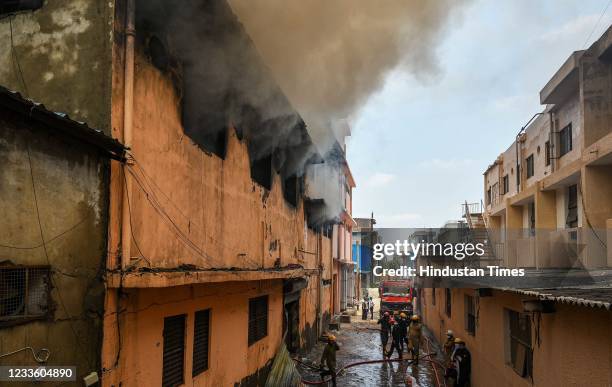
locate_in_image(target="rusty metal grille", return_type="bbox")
[192,309,210,377]
[248,295,268,346]
[162,314,186,387]
[0,266,50,324]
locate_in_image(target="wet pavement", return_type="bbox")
[296,316,448,387]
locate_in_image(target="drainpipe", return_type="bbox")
[121,0,136,269]
[515,113,543,193]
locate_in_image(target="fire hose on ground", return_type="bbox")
[293,352,447,385]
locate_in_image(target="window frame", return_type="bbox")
[526,154,534,178]
[162,314,187,387]
[545,141,551,166]
[506,309,533,379]
[559,124,572,157]
[445,288,452,318]
[192,309,211,377]
[0,265,51,327]
[248,295,269,345]
[502,174,509,195]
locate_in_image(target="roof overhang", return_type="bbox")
[540,51,584,105]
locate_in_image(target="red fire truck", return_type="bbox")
[379,280,414,316]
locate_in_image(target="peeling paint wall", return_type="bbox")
[0,109,109,381]
[0,0,114,133]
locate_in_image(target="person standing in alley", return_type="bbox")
[362,297,368,320]
[451,338,471,387]
[377,311,391,354]
[444,330,455,357]
[369,296,374,319]
[398,312,409,349]
[319,334,340,387]
[407,315,423,365]
[386,317,403,359]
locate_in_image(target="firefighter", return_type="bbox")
[397,312,410,349]
[444,330,455,357]
[377,311,392,354]
[386,318,403,359]
[319,334,340,387]
[451,338,471,387]
[407,315,423,364]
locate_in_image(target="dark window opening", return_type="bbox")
[465,295,476,335]
[566,184,578,228]
[507,310,533,378]
[0,0,43,15]
[502,175,509,195]
[248,295,268,345]
[0,266,50,326]
[526,154,534,178]
[559,124,572,157]
[250,154,273,190]
[545,141,551,166]
[192,309,210,377]
[432,288,436,306]
[282,174,300,207]
[162,314,186,387]
[528,202,535,236]
[486,187,491,205]
[445,288,452,317]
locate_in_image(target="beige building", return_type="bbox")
[420,26,612,387]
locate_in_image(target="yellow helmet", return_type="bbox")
[327,334,336,342]
[400,312,407,318]
[454,337,463,344]
[411,315,420,321]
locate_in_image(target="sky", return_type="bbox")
[347,0,612,228]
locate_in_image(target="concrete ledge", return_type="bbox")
[107,267,319,288]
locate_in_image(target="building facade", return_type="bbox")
[420,26,612,387]
[0,1,348,386]
[0,87,125,383]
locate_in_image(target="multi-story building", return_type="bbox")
[420,26,612,386]
[0,1,347,385]
[352,216,378,290]
[0,86,125,383]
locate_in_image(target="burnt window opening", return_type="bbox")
[0,266,50,326]
[192,309,210,377]
[250,154,273,190]
[162,314,186,387]
[248,295,268,346]
[0,0,43,15]
[282,174,300,207]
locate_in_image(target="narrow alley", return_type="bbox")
[294,295,448,387]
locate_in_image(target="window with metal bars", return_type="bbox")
[0,266,50,326]
[162,314,186,387]
[526,154,534,178]
[566,184,578,228]
[192,309,210,377]
[506,309,533,378]
[248,295,268,345]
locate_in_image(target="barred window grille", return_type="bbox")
[192,309,210,377]
[0,266,50,325]
[248,295,268,345]
[162,314,186,387]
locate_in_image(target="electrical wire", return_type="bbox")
[0,215,90,250]
[121,167,152,267]
[582,0,612,49]
[0,346,50,363]
[25,143,94,370]
[8,15,28,95]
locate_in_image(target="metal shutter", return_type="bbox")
[192,309,210,377]
[162,314,186,387]
[248,295,268,345]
